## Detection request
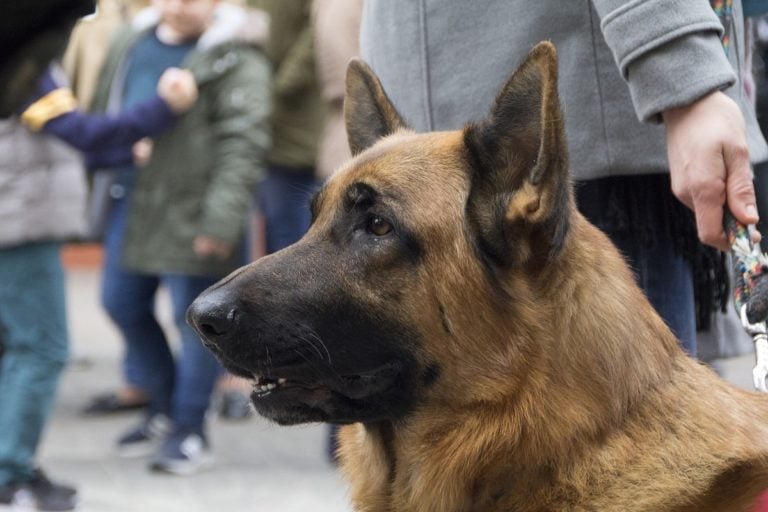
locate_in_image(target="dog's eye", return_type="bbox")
[367,216,393,236]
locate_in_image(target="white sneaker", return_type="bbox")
[149,429,213,475]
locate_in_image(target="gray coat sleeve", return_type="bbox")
[593,0,736,122]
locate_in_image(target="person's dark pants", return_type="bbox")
[605,231,697,355]
[101,196,221,432]
[576,182,697,356]
[257,165,318,254]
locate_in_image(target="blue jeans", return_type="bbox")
[101,197,221,431]
[257,166,318,254]
[0,242,69,485]
[608,231,697,354]
[576,180,697,355]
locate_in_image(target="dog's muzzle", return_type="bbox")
[186,286,238,351]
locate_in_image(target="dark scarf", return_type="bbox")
[575,174,728,331]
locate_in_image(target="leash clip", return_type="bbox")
[739,304,768,392]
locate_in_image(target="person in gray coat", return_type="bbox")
[0,119,86,510]
[359,0,767,356]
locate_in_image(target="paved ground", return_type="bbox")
[37,266,760,512]
[40,268,351,512]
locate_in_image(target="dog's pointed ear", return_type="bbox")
[344,58,408,155]
[464,41,571,268]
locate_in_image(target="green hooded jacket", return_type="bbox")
[91,4,271,277]
[248,0,325,169]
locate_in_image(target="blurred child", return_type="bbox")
[0,60,196,512]
[90,0,271,474]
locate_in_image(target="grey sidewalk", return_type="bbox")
[39,267,761,512]
[39,267,351,512]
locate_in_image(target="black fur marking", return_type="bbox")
[422,364,441,387]
[462,139,518,302]
[366,421,398,486]
[463,115,571,275]
[463,126,515,267]
[383,289,403,303]
[190,235,428,425]
[460,44,571,275]
[309,186,327,224]
[346,182,378,210]
[399,229,424,264]
[339,182,424,264]
[223,287,422,424]
[438,303,452,335]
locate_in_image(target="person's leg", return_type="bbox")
[258,166,318,254]
[121,344,149,400]
[81,352,149,415]
[100,197,174,417]
[0,242,69,486]
[150,274,220,474]
[164,274,222,432]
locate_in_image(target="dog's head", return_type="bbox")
[187,42,571,425]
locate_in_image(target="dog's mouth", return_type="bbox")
[250,361,401,401]
[252,376,288,397]
[213,342,417,423]
[250,375,329,401]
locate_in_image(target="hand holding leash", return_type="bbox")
[725,209,768,391]
[664,91,756,252]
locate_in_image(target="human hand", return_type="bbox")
[663,91,759,252]
[132,138,153,167]
[157,67,198,113]
[194,235,233,259]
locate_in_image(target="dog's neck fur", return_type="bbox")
[426,208,684,459]
[340,210,733,511]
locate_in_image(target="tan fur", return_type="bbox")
[327,47,768,511]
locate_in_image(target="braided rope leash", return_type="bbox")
[725,211,768,391]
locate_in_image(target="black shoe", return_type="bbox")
[0,470,78,511]
[80,391,149,415]
[218,391,253,421]
[28,469,76,498]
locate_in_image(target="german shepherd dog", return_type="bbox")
[188,42,768,511]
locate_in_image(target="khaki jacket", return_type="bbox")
[250,0,326,169]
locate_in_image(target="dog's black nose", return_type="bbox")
[187,290,239,345]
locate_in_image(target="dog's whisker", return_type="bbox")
[303,325,332,365]
[294,344,345,385]
[296,332,326,361]
[265,344,272,372]
[299,327,345,382]
[292,348,327,381]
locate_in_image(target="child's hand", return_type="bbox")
[194,235,233,259]
[133,138,153,167]
[157,68,198,113]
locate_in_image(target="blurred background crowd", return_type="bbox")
[1,0,360,509]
